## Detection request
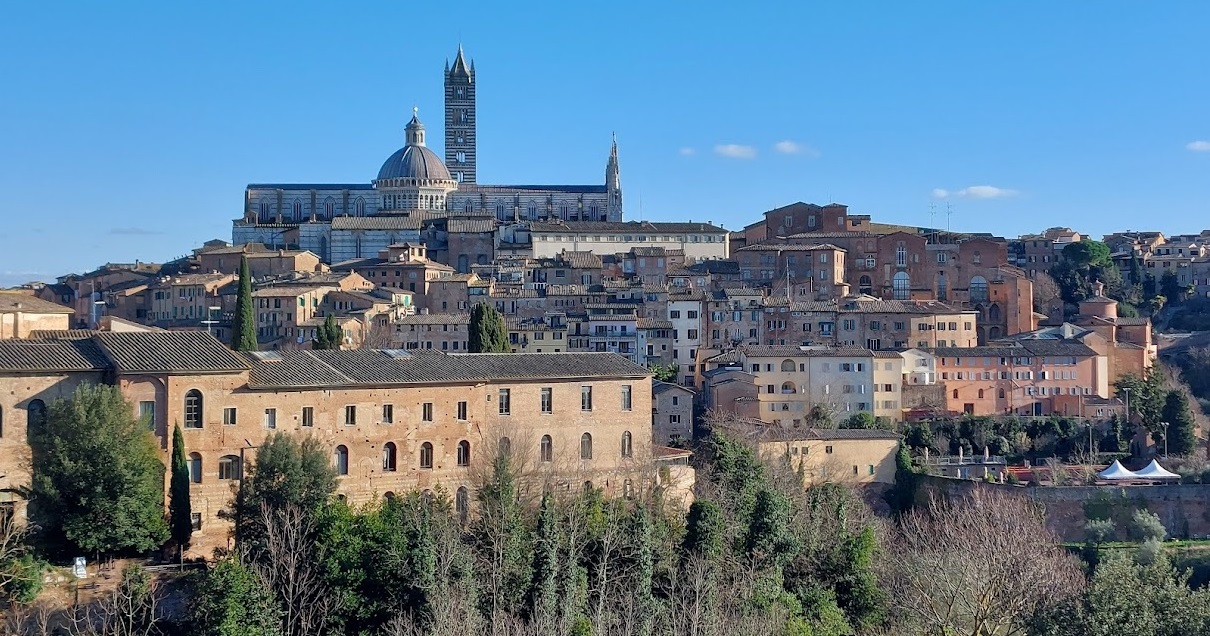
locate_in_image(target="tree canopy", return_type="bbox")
[469,303,510,353]
[233,433,338,545]
[28,383,169,556]
[233,255,259,352]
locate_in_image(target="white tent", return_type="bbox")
[1097,460,1139,481]
[1134,460,1181,480]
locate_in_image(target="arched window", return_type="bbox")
[218,455,241,480]
[183,389,203,429]
[623,479,634,499]
[457,440,471,466]
[464,201,473,214]
[259,200,270,220]
[977,389,985,399]
[988,304,1002,323]
[333,445,349,475]
[498,436,511,457]
[781,381,796,394]
[292,200,303,220]
[621,431,633,458]
[936,272,947,301]
[419,442,433,469]
[896,244,907,267]
[580,433,593,460]
[892,272,910,300]
[527,201,538,218]
[998,388,1006,399]
[324,197,335,218]
[384,491,397,503]
[540,435,553,463]
[582,481,594,494]
[354,197,365,216]
[952,389,959,399]
[496,202,506,218]
[382,442,397,472]
[858,275,873,295]
[970,276,989,303]
[188,453,202,483]
[455,486,470,521]
[780,359,796,372]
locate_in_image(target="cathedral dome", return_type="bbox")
[376,111,453,182]
[377,144,452,182]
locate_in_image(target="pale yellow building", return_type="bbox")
[718,420,900,487]
[0,292,74,339]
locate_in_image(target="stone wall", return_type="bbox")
[918,475,1210,542]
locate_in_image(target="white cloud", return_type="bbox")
[679,147,696,156]
[931,185,1018,199]
[1187,140,1210,152]
[714,144,757,159]
[774,140,800,154]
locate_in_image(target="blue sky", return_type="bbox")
[2,1,1208,286]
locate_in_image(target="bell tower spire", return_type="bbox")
[445,45,476,184]
[606,133,622,221]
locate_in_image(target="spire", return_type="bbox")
[606,134,622,219]
[449,45,471,79]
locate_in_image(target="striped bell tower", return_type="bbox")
[444,45,476,184]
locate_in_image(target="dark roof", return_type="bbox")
[530,221,727,234]
[0,339,110,373]
[652,380,694,395]
[245,350,650,389]
[683,261,740,275]
[737,345,875,358]
[330,216,423,231]
[717,420,901,442]
[394,313,471,325]
[28,329,98,340]
[925,340,1097,358]
[458,184,607,194]
[247,183,374,190]
[93,331,250,374]
[447,218,496,233]
[559,251,604,269]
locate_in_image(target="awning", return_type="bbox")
[1134,460,1181,480]
[1097,460,1138,480]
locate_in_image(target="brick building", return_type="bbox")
[0,332,678,556]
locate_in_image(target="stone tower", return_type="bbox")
[444,45,476,184]
[606,133,623,221]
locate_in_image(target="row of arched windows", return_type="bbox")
[256,196,364,222]
[376,440,471,474]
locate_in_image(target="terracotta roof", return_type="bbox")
[559,251,603,269]
[447,218,497,233]
[245,350,650,389]
[0,339,110,372]
[716,420,901,442]
[330,216,423,231]
[0,292,74,314]
[393,313,471,325]
[531,221,728,234]
[736,345,875,358]
[638,318,673,330]
[93,331,250,374]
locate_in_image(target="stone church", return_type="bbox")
[232,47,623,269]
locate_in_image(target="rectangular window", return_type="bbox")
[264,408,276,429]
[191,512,202,531]
[383,404,395,424]
[301,407,314,427]
[670,414,681,424]
[581,386,593,411]
[499,389,511,415]
[621,385,632,411]
[457,401,468,421]
[139,401,155,431]
[223,407,237,426]
[422,403,433,422]
[344,405,357,426]
[541,387,553,414]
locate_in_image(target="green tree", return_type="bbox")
[189,556,282,636]
[233,433,337,546]
[1077,552,1210,635]
[649,363,679,384]
[233,255,259,351]
[527,494,559,623]
[169,423,193,555]
[469,303,510,353]
[1063,241,1112,269]
[682,500,725,563]
[840,412,877,429]
[1129,509,1167,542]
[1160,270,1185,305]
[28,384,168,556]
[1115,373,1165,428]
[1129,252,1144,286]
[471,453,531,619]
[1161,390,1198,456]
[313,314,343,350]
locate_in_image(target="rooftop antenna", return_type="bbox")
[929,202,938,243]
[946,202,954,238]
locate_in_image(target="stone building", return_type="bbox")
[652,380,694,445]
[0,331,678,556]
[0,293,74,339]
[713,419,900,488]
[529,221,728,261]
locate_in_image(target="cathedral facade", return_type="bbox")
[233,47,623,266]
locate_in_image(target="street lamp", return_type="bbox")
[1087,420,1095,461]
[1123,387,1131,424]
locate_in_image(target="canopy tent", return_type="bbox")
[1097,460,1139,480]
[1135,460,1181,480]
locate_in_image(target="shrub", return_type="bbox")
[1129,509,1167,542]
[1084,518,1116,544]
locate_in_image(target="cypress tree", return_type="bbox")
[323,314,342,349]
[169,424,193,555]
[469,303,510,353]
[233,255,259,351]
[528,494,559,622]
[1161,390,1197,456]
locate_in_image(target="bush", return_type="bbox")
[1137,538,1163,565]
[1,555,45,604]
[1129,509,1167,542]
[1085,518,1117,544]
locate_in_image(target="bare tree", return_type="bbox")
[255,503,334,636]
[890,488,1085,636]
[0,514,32,596]
[65,566,160,636]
